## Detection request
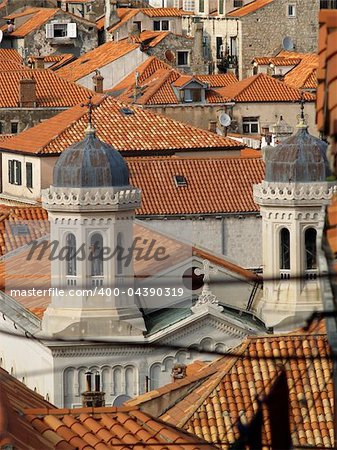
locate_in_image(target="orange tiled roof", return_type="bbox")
[196,73,238,87]
[0,69,91,108]
[0,366,217,450]
[317,10,337,136]
[227,0,274,17]
[130,328,333,448]
[22,406,218,450]
[0,95,243,155]
[128,156,264,215]
[112,57,237,105]
[0,59,26,71]
[253,56,302,66]
[216,73,316,102]
[0,48,22,62]
[0,367,55,449]
[2,7,58,37]
[56,39,140,82]
[284,54,318,90]
[141,7,190,16]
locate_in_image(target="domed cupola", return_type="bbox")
[265,120,329,183]
[53,125,129,188]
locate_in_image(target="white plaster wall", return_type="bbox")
[1,152,41,201]
[77,48,149,90]
[232,102,318,136]
[0,314,54,402]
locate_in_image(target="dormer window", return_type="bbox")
[174,175,187,186]
[183,88,202,103]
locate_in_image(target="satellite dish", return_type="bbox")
[219,113,231,128]
[113,395,131,406]
[282,36,294,51]
[165,49,175,62]
[0,30,3,44]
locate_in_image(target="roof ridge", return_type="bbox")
[138,68,178,105]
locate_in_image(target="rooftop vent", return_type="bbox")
[120,107,134,116]
[174,175,187,186]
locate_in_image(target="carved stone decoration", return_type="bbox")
[192,259,223,312]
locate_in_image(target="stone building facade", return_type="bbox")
[236,0,320,79]
[2,8,98,58]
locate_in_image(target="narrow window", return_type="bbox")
[117,232,123,275]
[11,122,18,134]
[287,4,296,16]
[280,228,290,270]
[305,228,317,270]
[0,122,4,134]
[219,0,224,14]
[161,20,169,30]
[199,0,204,12]
[150,364,161,390]
[153,20,160,31]
[8,160,14,184]
[26,162,33,189]
[66,233,77,276]
[90,233,103,278]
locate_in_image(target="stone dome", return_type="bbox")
[53,127,129,188]
[265,122,329,183]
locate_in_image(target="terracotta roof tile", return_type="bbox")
[146,328,332,449]
[141,7,190,17]
[23,406,217,449]
[227,0,274,17]
[216,73,316,102]
[284,54,318,90]
[56,39,140,82]
[0,95,243,155]
[107,8,140,33]
[128,156,264,215]
[0,48,22,62]
[0,59,27,70]
[0,69,91,107]
[111,57,237,105]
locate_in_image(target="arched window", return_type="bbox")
[66,233,77,276]
[305,228,317,270]
[149,364,161,390]
[113,367,122,395]
[117,233,123,275]
[90,233,103,277]
[280,228,290,270]
[125,367,134,396]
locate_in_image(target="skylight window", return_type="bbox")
[174,175,187,186]
[120,107,134,116]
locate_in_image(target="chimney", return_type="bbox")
[19,78,37,107]
[34,56,45,70]
[82,371,105,408]
[208,120,217,133]
[92,70,104,93]
[191,22,205,73]
[105,0,118,33]
[171,363,187,382]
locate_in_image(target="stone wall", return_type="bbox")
[3,10,98,58]
[144,215,262,269]
[239,0,320,78]
[0,108,66,135]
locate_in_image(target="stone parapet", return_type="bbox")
[42,186,141,212]
[254,181,335,205]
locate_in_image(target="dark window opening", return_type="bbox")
[26,162,33,189]
[280,228,290,270]
[11,122,18,134]
[162,20,169,30]
[153,20,161,30]
[53,23,67,37]
[8,160,21,185]
[177,51,189,66]
[66,233,77,276]
[90,233,104,277]
[305,228,317,270]
[216,36,223,59]
[182,266,204,290]
[174,175,187,186]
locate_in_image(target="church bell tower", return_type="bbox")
[41,104,145,338]
[254,110,335,331]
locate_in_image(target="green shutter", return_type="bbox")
[26,162,33,189]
